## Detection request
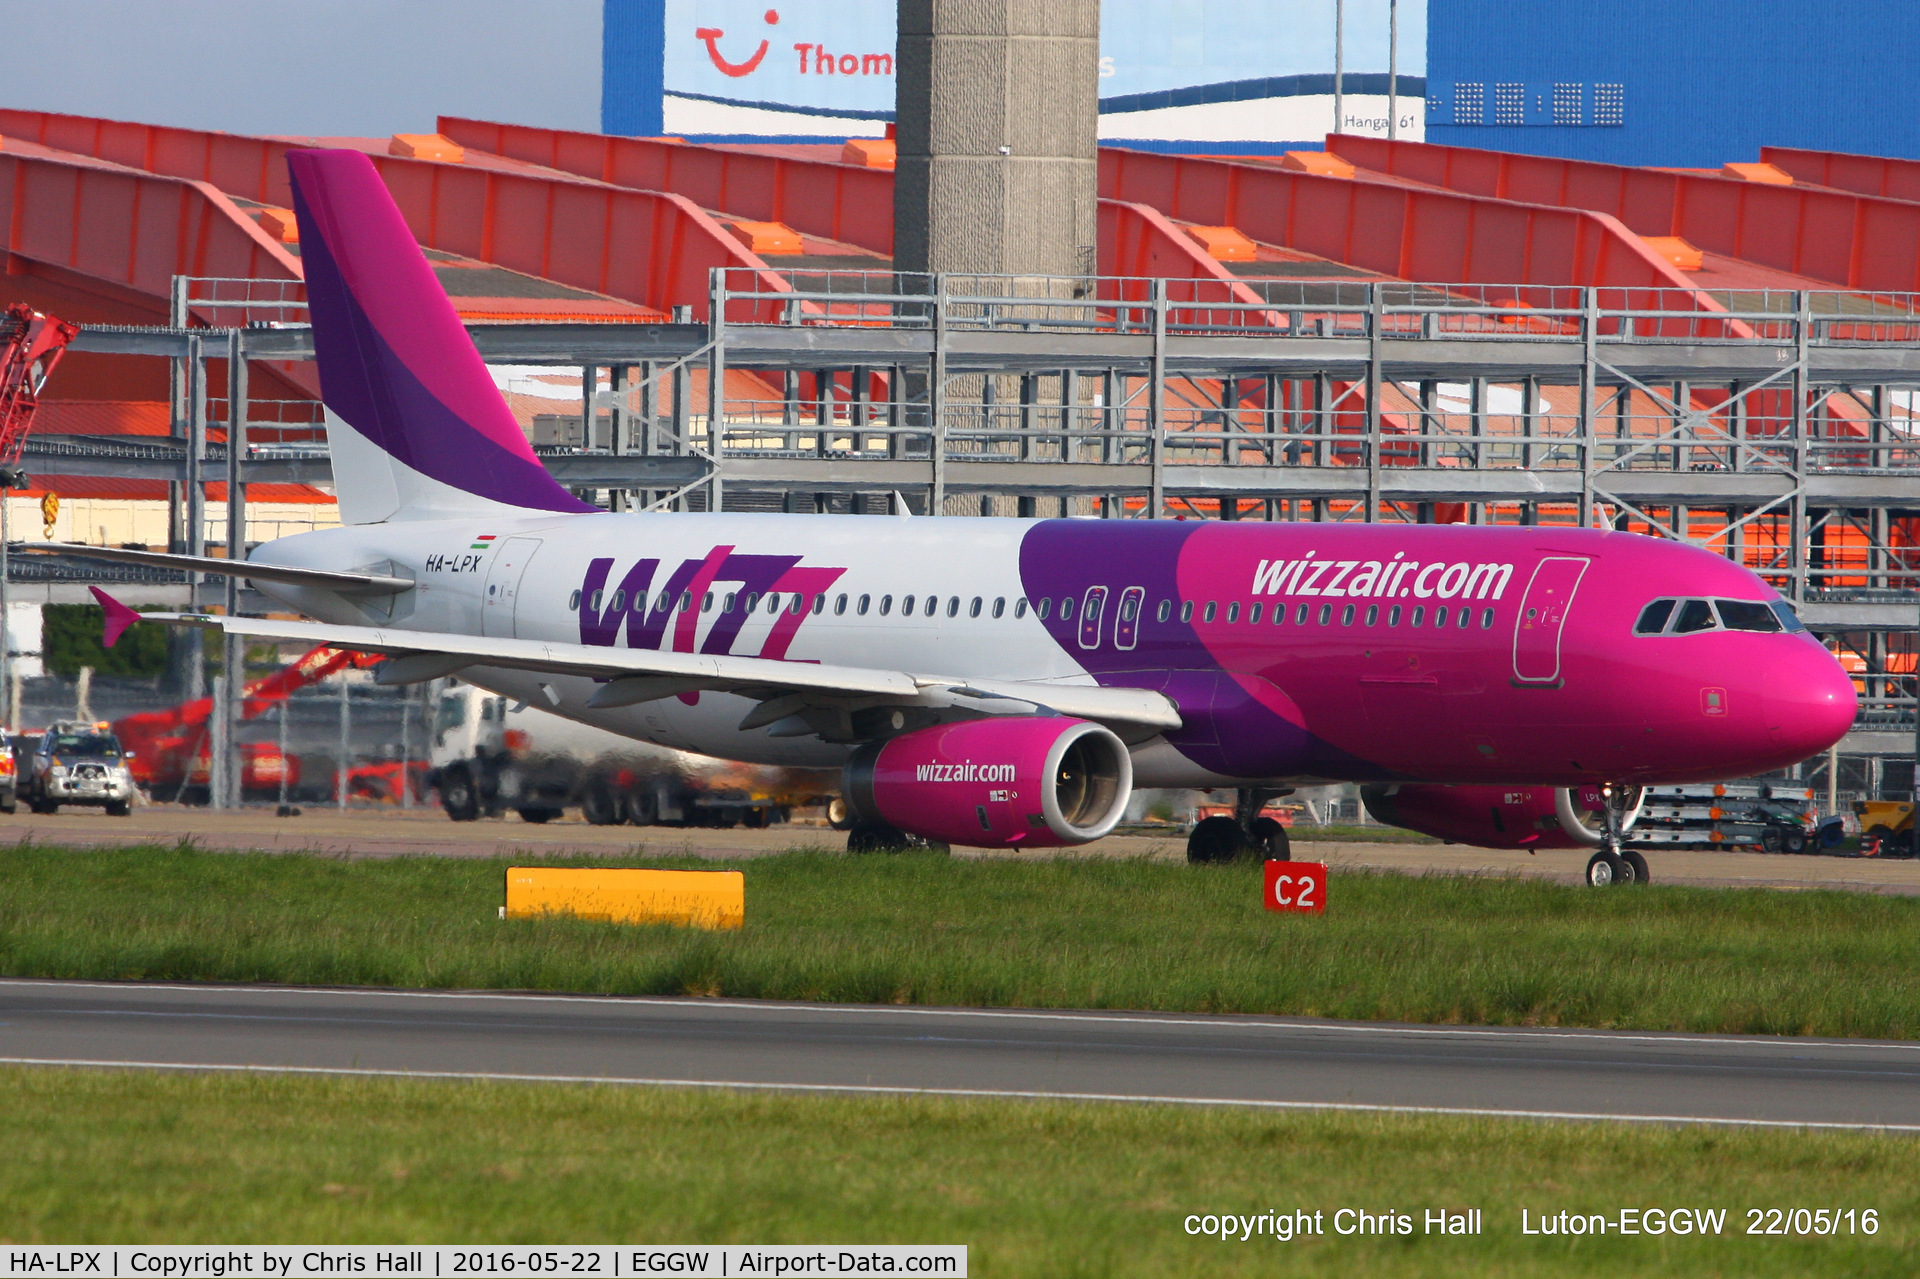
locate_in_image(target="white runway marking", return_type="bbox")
[3,1054,1916,1133]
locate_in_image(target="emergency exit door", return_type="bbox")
[481,537,543,638]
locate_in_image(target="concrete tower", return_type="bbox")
[893,0,1100,279]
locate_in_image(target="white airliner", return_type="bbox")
[50,149,1855,878]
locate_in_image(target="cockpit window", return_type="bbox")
[1672,599,1717,634]
[1769,600,1806,633]
[1634,600,1676,635]
[1715,600,1783,633]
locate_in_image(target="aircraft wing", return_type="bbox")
[17,543,412,594]
[139,611,1184,733]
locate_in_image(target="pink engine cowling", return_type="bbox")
[1360,783,1635,850]
[843,716,1133,848]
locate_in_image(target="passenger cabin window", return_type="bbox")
[1202,602,1217,623]
[1180,601,1194,623]
[1635,600,1676,634]
[813,594,827,615]
[993,597,1006,618]
[970,597,983,618]
[1015,599,1029,618]
[1059,596,1076,621]
[879,595,893,616]
[1036,598,1051,620]
[837,594,850,615]
[1156,599,1171,623]
[569,590,581,611]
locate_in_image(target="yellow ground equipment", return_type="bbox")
[504,866,744,929]
[1853,801,1915,858]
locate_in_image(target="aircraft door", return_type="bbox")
[1113,586,1145,650]
[1512,556,1589,684]
[481,537,543,638]
[1078,586,1109,650]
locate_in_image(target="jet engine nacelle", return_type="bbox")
[843,716,1132,849]
[1360,783,1641,850]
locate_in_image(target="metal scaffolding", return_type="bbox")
[57,271,1920,779]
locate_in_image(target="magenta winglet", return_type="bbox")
[90,586,142,648]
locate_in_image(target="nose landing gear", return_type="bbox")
[1581,784,1651,887]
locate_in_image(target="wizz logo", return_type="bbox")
[579,546,844,660]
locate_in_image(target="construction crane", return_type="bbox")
[112,644,384,804]
[0,304,78,489]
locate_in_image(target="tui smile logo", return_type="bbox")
[696,9,778,77]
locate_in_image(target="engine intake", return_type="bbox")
[844,716,1132,848]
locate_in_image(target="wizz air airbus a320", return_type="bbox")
[57,151,1856,885]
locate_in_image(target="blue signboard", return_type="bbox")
[609,0,1426,152]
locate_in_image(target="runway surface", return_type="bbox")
[3,979,1917,1131]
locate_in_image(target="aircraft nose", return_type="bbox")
[1759,642,1858,760]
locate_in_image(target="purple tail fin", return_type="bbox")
[286,149,595,521]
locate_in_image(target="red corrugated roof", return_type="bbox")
[19,476,333,503]
[34,401,175,437]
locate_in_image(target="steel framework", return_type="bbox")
[63,270,1920,768]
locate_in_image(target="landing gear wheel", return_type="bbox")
[847,821,909,853]
[1621,849,1650,884]
[581,780,625,826]
[437,765,480,822]
[1585,851,1625,887]
[517,807,558,824]
[1186,814,1246,864]
[1250,816,1290,861]
[827,796,855,831]
[625,789,659,827]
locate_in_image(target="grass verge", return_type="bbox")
[1,1066,1912,1276]
[2,844,1919,1035]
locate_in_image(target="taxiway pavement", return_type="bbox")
[3,979,1916,1130]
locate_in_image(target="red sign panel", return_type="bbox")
[1264,861,1327,914]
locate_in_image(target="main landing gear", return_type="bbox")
[1583,783,1651,887]
[1187,788,1293,864]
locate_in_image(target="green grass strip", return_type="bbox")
[2,1066,1914,1276]
[2,844,1918,1036]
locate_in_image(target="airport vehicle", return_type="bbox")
[62,149,1858,885]
[1632,783,1840,853]
[1854,799,1917,857]
[113,644,381,803]
[0,735,19,814]
[22,719,136,815]
[426,679,831,826]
